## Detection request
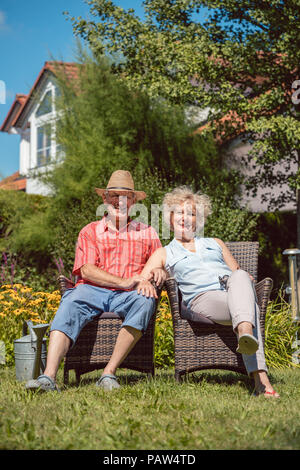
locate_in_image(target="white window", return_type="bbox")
[36,124,51,167]
[36,90,52,117]
[31,83,63,170]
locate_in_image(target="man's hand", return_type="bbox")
[121,275,146,290]
[150,268,167,287]
[136,279,158,299]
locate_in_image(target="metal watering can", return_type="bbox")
[14,320,50,382]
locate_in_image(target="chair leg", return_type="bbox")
[147,369,155,380]
[64,366,69,385]
[175,371,182,382]
[75,369,81,385]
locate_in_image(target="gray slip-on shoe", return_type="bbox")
[25,374,60,392]
[236,334,259,355]
[96,374,120,391]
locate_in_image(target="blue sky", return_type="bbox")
[0,0,146,179]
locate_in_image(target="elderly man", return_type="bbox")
[26,170,164,392]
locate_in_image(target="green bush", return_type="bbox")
[0,190,58,291]
[0,189,48,253]
[265,289,300,369]
[205,197,259,241]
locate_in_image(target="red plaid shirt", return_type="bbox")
[72,217,162,288]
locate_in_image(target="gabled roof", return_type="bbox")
[0,171,26,191]
[0,61,79,133]
[0,94,28,133]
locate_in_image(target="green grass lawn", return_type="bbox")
[1,366,300,450]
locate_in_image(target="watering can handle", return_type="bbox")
[22,321,35,341]
[22,321,28,336]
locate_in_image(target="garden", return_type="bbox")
[1,272,300,450]
[1,0,300,452]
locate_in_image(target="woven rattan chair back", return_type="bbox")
[57,276,161,384]
[165,241,273,381]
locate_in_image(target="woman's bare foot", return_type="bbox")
[252,370,280,398]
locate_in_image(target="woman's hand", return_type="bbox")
[151,268,167,287]
[136,279,158,299]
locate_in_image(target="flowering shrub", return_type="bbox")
[0,284,61,366]
[154,291,174,368]
[265,290,300,369]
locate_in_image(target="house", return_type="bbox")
[194,107,296,213]
[0,61,79,195]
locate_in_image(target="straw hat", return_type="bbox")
[95,170,146,201]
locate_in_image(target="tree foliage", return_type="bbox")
[68,0,300,242]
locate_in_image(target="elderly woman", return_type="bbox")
[138,186,279,398]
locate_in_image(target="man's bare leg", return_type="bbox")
[43,330,71,381]
[102,326,142,377]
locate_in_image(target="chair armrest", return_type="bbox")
[164,278,181,324]
[254,277,273,332]
[57,275,75,295]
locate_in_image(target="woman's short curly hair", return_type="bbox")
[162,186,212,232]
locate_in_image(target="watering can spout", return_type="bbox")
[29,321,50,380]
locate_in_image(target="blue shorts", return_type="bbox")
[50,284,156,347]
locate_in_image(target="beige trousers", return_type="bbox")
[190,269,268,375]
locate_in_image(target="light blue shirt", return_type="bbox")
[165,237,232,308]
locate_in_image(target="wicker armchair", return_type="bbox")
[57,276,161,384]
[164,241,273,381]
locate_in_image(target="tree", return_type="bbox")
[47,51,227,198]
[68,0,300,245]
[12,51,247,273]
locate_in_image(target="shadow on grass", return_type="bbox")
[178,370,284,395]
[64,371,156,389]
[62,368,283,395]
[183,371,253,393]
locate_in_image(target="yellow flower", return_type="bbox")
[19,287,32,293]
[1,301,13,307]
[29,312,39,317]
[47,305,58,311]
